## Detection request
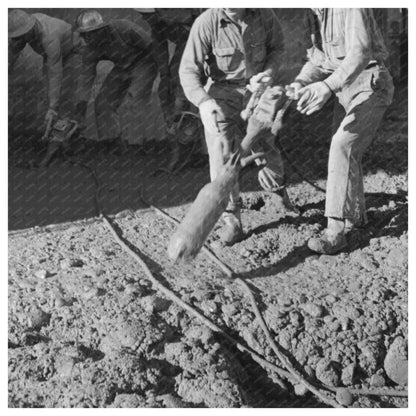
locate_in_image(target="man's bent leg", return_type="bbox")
[203,93,244,244]
[122,57,158,145]
[325,95,390,223]
[309,88,392,254]
[309,66,394,254]
[95,67,129,142]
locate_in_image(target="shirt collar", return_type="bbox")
[220,8,255,25]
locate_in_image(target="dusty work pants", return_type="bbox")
[205,83,285,209]
[325,65,394,223]
[95,56,157,143]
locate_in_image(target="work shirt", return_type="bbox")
[296,8,389,92]
[78,19,153,102]
[179,8,284,107]
[8,13,75,110]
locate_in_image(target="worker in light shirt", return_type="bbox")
[287,8,394,254]
[180,8,295,245]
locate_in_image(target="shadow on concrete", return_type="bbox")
[237,191,407,281]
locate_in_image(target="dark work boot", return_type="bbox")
[307,230,348,255]
[308,217,347,254]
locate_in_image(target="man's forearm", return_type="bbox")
[324,52,370,92]
[179,61,210,108]
[47,66,63,110]
[178,12,213,108]
[323,9,373,92]
[180,78,211,108]
[295,61,329,86]
[179,42,210,107]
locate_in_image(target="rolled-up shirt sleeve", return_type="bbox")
[323,9,372,92]
[179,14,212,107]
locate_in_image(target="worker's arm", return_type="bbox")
[323,8,373,92]
[75,44,98,120]
[292,49,333,115]
[43,38,64,112]
[294,59,329,87]
[293,9,330,87]
[179,13,212,108]
[294,9,375,115]
[8,39,26,72]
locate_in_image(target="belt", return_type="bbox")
[215,79,247,87]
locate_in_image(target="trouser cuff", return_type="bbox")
[225,197,242,213]
[270,174,287,193]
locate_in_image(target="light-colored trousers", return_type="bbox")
[203,83,285,209]
[326,65,394,224]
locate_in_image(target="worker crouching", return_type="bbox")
[75,10,157,151]
[179,8,297,245]
[8,9,81,130]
